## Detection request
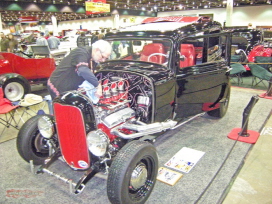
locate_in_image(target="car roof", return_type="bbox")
[120,16,205,32]
[119,22,194,32]
[106,16,221,40]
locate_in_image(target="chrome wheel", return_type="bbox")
[130,163,148,190]
[4,81,25,101]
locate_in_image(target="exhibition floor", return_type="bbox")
[223,113,272,204]
[0,82,271,204]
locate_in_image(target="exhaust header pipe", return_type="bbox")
[111,120,177,139]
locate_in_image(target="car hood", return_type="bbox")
[97,61,171,82]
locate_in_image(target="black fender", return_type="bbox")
[0,73,31,93]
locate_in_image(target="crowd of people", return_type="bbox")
[76,28,111,47]
[0,28,112,54]
[0,32,19,53]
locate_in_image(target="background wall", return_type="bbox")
[57,15,147,32]
[2,5,272,34]
[158,5,272,28]
[58,5,272,33]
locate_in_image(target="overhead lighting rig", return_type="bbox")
[0,0,271,22]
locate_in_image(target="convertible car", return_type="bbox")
[17,16,232,204]
[0,52,55,101]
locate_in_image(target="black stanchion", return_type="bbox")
[268,82,272,97]
[259,81,272,99]
[228,95,260,144]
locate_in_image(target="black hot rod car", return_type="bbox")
[17,16,231,204]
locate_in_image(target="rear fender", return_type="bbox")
[0,59,12,74]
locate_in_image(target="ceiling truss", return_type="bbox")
[0,0,271,22]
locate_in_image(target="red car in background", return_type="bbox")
[228,28,272,71]
[0,52,55,101]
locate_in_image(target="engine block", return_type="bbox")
[95,72,153,123]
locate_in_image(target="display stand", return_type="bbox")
[228,95,260,144]
[259,82,272,99]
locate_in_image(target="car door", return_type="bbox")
[174,32,231,119]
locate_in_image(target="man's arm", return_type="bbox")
[77,66,99,87]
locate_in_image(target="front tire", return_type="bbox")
[17,115,53,165]
[107,140,158,204]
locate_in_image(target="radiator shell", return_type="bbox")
[54,103,90,170]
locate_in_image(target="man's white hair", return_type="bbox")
[92,40,112,54]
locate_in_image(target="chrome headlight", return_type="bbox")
[38,116,55,139]
[87,130,109,157]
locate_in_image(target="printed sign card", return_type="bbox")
[157,167,183,186]
[164,147,205,173]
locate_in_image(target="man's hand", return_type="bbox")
[95,83,102,98]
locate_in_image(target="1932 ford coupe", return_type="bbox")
[17,16,231,204]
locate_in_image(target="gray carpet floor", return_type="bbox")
[0,87,271,204]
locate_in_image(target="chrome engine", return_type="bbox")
[89,74,177,143]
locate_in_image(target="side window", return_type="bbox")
[207,36,222,62]
[179,34,228,69]
[179,38,203,69]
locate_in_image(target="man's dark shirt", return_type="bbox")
[48,46,99,96]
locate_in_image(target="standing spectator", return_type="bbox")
[248,23,254,29]
[24,32,37,44]
[77,31,89,47]
[98,29,105,40]
[0,32,9,52]
[7,34,18,53]
[36,32,48,46]
[47,31,60,50]
[91,31,99,44]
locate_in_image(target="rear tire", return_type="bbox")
[107,140,158,204]
[207,87,230,118]
[3,79,27,101]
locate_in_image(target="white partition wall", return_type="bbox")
[157,5,272,28]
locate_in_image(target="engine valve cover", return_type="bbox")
[102,107,135,128]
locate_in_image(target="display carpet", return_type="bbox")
[0,86,271,204]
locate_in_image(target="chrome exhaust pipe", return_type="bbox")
[111,120,177,139]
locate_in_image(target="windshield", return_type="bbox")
[107,39,171,66]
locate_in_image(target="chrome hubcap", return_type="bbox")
[130,163,148,190]
[5,82,24,101]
